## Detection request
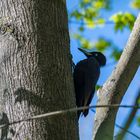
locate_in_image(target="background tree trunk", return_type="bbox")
[93,13,140,140]
[0,0,78,140]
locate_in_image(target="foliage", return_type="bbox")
[137,117,140,126]
[131,0,140,9]
[74,34,92,49]
[70,0,111,29]
[95,85,101,91]
[95,37,111,52]
[110,12,136,31]
[69,0,137,63]
[111,48,122,61]
[74,34,111,50]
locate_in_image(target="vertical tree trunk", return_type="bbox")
[0,0,78,140]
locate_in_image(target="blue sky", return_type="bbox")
[67,1,140,140]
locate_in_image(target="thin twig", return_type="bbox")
[115,124,140,140]
[69,20,114,26]
[0,104,140,129]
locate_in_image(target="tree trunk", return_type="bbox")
[0,0,78,140]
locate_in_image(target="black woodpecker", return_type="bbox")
[73,48,106,119]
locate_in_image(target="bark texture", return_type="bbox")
[0,0,78,140]
[93,13,140,140]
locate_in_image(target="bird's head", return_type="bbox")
[78,48,106,66]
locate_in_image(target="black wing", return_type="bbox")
[74,57,100,118]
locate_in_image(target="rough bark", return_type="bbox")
[93,13,140,140]
[0,0,78,140]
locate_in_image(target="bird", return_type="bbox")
[73,48,106,119]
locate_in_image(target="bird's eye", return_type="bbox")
[95,53,98,56]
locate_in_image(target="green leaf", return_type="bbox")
[97,18,105,25]
[110,12,136,31]
[95,38,111,51]
[95,85,102,91]
[84,8,99,19]
[111,49,122,61]
[84,18,105,29]
[81,39,92,49]
[137,117,140,126]
[138,98,140,104]
[84,18,95,28]
[93,1,105,9]
[70,10,83,20]
[79,26,85,32]
[73,34,82,40]
[131,0,140,9]
[83,0,90,4]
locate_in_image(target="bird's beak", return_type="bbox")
[78,48,92,56]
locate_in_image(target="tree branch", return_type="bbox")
[115,124,140,139]
[92,13,140,140]
[116,89,140,140]
[1,104,140,130]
